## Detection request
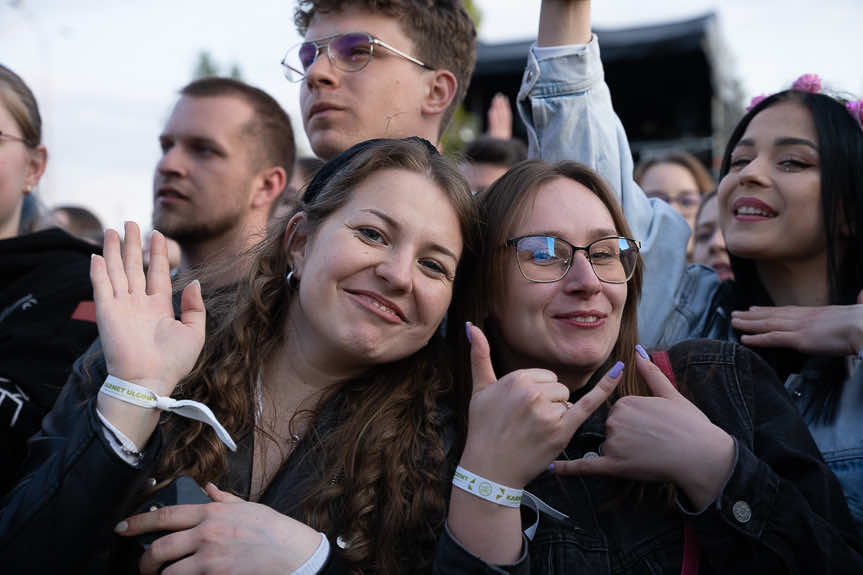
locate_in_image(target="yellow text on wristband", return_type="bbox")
[100,375,237,451]
[452,465,522,508]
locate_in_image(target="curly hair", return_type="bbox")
[294,0,476,135]
[154,138,478,574]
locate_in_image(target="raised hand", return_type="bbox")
[731,290,863,357]
[91,222,205,397]
[117,484,322,575]
[551,348,735,510]
[486,93,513,140]
[459,323,621,490]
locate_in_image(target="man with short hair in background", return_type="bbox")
[284,0,476,161]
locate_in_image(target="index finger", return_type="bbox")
[117,503,210,536]
[145,230,173,296]
[561,360,623,433]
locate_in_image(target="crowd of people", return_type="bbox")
[1,0,862,573]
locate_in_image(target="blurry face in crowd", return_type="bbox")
[0,97,44,240]
[152,95,260,245]
[460,161,508,195]
[300,7,434,160]
[288,168,462,370]
[492,177,627,382]
[718,101,824,265]
[693,195,733,281]
[640,162,700,255]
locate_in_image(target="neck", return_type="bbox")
[176,217,268,285]
[755,255,830,306]
[0,205,22,240]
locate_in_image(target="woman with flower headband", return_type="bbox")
[507,0,863,535]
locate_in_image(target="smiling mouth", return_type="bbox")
[734,205,776,217]
[554,313,607,328]
[346,290,406,323]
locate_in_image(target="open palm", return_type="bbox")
[90,222,205,397]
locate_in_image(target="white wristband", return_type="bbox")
[452,465,522,508]
[100,375,237,451]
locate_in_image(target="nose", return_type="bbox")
[375,248,413,293]
[561,251,602,295]
[304,46,339,90]
[156,145,186,179]
[737,155,770,188]
[709,228,727,254]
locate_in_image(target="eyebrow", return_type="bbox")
[735,137,819,152]
[532,227,620,241]
[362,208,460,262]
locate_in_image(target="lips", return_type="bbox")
[345,289,407,323]
[711,262,734,282]
[553,310,607,328]
[156,186,189,203]
[731,197,777,220]
[307,101,346,121]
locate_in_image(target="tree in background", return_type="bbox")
[441,0,481,155]
[192,51,243,80]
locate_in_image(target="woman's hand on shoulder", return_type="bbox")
[91,222,205,396]
[459,323,621,489]
[551,348,736,510]
[117,483,323,575]
[731,291,863,357]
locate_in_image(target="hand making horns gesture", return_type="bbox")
[458,323,622,490]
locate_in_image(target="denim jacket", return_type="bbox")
[434,340,863,574]
[516,36,720,349]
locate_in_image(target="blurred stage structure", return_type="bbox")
[464,13,743,172]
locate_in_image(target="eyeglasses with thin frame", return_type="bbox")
[505,235,640,284]
[0,130,32,147]
[281,31,433,82]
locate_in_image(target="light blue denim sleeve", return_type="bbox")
[516,35,715,346]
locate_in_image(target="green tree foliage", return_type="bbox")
[192,51,243,81]
[441,0,481,155]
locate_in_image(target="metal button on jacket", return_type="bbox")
[732,500,752,523]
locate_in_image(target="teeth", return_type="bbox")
[572,315,599,323]
[363,295,399,318]
[736,205,773,217]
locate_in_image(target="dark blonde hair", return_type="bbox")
[634,150,714,198]
[448,160,647,400]
[295,0,476,135]
[157,138,478,574]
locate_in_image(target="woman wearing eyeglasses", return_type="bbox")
[434,160,863,573]
[0,64,100,494]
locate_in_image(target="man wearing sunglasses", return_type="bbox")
[287,1,476,160]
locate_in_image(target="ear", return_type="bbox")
[25,145,48,188]
[283,211,310,276]
[250,166,288,211]
[420,69,457,119]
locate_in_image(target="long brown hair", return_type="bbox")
[158,138,479,574]
[448,159,648,400]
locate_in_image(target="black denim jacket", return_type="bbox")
[434,339,863,575]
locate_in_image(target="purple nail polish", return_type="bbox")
[608,361,624,379]
[635,344,649,360]
[465,322,472,344]
[547,463,555,472]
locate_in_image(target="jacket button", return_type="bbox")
[582,451,599,459]
[732,500,752,523]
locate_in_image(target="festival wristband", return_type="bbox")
[452,466,522,508]
[100,375,237,451]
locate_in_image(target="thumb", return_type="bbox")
[550,455,617,477]
[204,482,244,503]
[467,322,497,395]
[180,279,206,335]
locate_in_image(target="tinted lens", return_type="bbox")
[298,42,318,70]
[330,33,373,71]
[588,237,637,283]
[515,236,571,282]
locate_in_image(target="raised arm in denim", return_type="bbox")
[517,36,719,346]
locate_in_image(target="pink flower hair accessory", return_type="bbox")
[746,94,767,112]
[847,100,863,131]
[791,73,822,94]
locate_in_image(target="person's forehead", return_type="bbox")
[163,95,254,141]
[305,6,411,46]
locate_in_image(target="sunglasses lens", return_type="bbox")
[331,33,372,71]
[298,42,318,70]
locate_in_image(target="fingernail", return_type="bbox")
[635,344,649,360]
[465,322,472,344]
[114,520,128,533]
[206,482,218,490]
[191,279,201,289]
[547,463,555,472]
[609,361,624,379]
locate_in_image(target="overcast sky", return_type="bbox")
[1,0,861,230]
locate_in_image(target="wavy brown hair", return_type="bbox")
[156,138,479,574]
[447,160,647,400]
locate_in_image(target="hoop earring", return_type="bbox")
[286,268,299,289]
[23,185,32,195]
